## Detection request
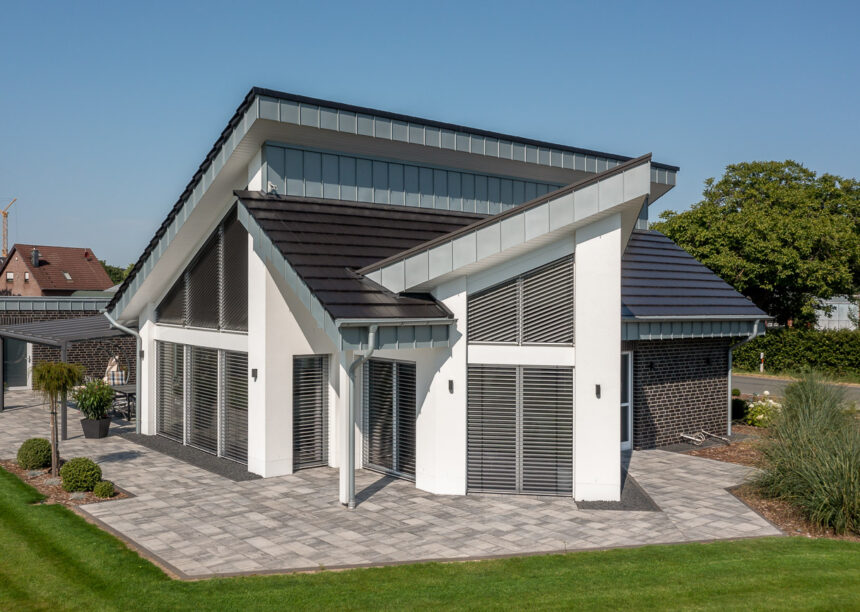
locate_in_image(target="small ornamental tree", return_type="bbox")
[32,361,85,477]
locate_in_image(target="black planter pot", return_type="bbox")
[80,417,111,439]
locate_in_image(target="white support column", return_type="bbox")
[574,213,622,501]
[416,277,468,495]
[137,303,158,435]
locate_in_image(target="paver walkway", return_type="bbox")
[0,391,780,577]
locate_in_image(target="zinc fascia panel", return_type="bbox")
[476,224,501,260]
[404,252,429,287]
[598,174,623,211]
[500,214,525,250]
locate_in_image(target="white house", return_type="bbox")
[107,88,767,505]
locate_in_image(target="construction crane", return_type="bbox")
[2,198,16,258]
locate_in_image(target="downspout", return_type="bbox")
[345,324,378,510]
[103,311,142,435]
[727,319,760,436]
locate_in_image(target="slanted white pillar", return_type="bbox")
[574,213,622,501]
[247,236,294,477]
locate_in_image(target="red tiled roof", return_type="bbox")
[3,244,114,291]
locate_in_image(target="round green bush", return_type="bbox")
[17,438,52,470]
[92,480,114,499]
[60,457,102,492]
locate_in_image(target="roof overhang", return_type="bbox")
[361,155,652,293]
[108,89,678,322]
[0,315,130,347]
[622,317,767,341]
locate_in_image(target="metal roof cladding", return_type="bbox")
[236,191,484,319]
[107,87,680,314]
[622,230,769,319]
[0,315,130,347]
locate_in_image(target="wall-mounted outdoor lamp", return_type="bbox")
[448,379,454,394]
[251,368,258,382]
[595,384,601,399]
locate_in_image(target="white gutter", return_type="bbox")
[335,317,454,327]
[103,312,143,435]
[343,324,378,509]
[727,319,761,436]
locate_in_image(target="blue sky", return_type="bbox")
[1,1,857,266]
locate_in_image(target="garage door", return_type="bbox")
[468,365,573,495]
[364,359,416,480]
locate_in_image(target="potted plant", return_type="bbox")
[74,379,115,439]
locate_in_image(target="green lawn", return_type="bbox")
[1,468,858,611]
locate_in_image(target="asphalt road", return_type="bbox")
[732,374,860,403]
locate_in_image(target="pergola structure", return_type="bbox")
[0,315,133,439]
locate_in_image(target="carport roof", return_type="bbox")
[0,315,131,347]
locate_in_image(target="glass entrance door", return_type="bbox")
[4,339,29,388]
[621,352,632,450]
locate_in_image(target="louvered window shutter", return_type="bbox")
[186,234,221,329]
[520,367,573,495]
[468,279,519,343]
[364,359,416,479]
[467,365,518,493]
[395,362,416,477]
[156,276,185,325]
[156,341,184,442]
[188,346,219,454]
[521,257,574,344]
[221,211,248,331]
[365,360,395,473]
[222,351,248,463]
[293,355,329,470]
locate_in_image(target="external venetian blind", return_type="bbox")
[466,365,518,493]
[467,255,574,345]
[363,359,416,480]
[155,206,248,331]
[188,346,219,454]
[293,355,329,470]
[467,365,573,495]
[156,341,184,442]
[222,351,248,463]
[522,258,574,344]
[221,211,248,331]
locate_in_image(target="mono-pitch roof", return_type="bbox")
[108,87,680,317]
[236,191,484,319]
[622,230,768,319]
[0,315,129,347]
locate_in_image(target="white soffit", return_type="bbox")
[362,156,652,293]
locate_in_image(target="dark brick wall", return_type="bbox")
[0,311,136,384]
[630,338,731,449]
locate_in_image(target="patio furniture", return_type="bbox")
[111,383,136,421]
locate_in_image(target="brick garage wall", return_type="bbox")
[631,338,731,449]
[0,311,136,384]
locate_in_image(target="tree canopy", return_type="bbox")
[100,260,133,285]
[652,161,860,325]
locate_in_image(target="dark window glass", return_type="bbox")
[156,276,185,325]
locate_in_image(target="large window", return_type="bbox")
[293,355,329,470]
[467,365,573,495]
[468,256,574,345]
[156,208,248,332]
[155,341,249,464]
[363,359,416,480]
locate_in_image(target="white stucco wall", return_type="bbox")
[246,234,342,478]
[573,213,622,501]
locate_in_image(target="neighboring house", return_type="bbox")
[816,296,858,330]
[0,244,114,297]
[107,88,767,503]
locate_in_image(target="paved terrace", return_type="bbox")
[0,391,780,578]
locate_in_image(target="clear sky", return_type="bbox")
[1,1,857,266]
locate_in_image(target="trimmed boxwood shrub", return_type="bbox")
[60,457,102,492]
[93,480,114,499]
[17,438,52,470]
[733,328,860,376]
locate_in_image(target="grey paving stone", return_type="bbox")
[0,390,781,576]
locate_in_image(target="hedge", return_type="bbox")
[733,328,860,375]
